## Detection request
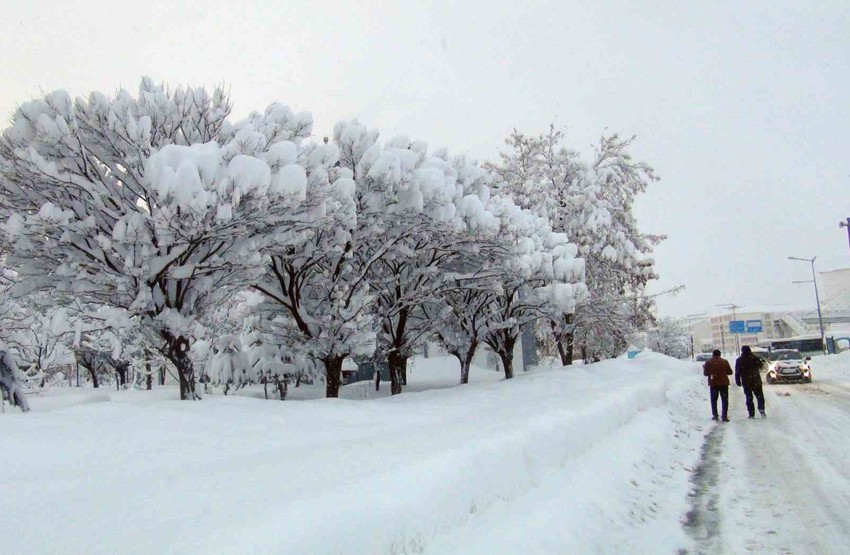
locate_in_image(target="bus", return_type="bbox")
[759,335,824,357]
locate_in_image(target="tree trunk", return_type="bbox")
[323,356,344,398]
[1,384,29,412]
[162,333,198,400]
[159,366,165,386]
[553,315,574,366]
[88,366,99,388]
[498,350,514,380]
[460,349,474,384]
[454,339,478,385]
[146,364,152,390]
[498,335,517,380]
[388,350,406,395]
[277,378,288,401]
[556,335,568,366]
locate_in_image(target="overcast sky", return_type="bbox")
[2,0,848,318]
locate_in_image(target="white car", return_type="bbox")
[765,349,812,384]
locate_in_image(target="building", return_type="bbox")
[684,317,712,353]
[709,307,808,354]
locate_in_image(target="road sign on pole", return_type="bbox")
[745,320,763,333]
[729,320,745,334]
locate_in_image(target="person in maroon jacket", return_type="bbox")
[703,349,733,421]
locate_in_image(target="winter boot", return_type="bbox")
[759,410,766,418]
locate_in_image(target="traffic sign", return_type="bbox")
[746,320,763,333]
[729,320,745,334]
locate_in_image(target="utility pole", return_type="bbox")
[788,256,827,354]
[717,303,742,355]
[682,312,708,358]
[840,217,850,251]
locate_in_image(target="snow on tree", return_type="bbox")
[647,317,690,359]
[251,120,507,397]
[243,330,297,400]
[569,294,635,361]
[0,341,29,412]
[343,130,523,394]
[0,268,79,387]
[204,334,250,395]
[0,79,318,399]
[250,122,378,398]
[479,198,586,379]
[488,126,662,364]
[7,307,76,387]
[425,260,502,385]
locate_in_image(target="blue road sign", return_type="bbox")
[729,320,745,334]
[746,320,763,333]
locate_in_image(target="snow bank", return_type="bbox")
[812,350,850,382]
[0,353,705,555]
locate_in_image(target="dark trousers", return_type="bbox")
[743,382,765,416]
[710,386,729,418]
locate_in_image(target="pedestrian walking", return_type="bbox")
[703,349,733,422]
[735,345,766,419]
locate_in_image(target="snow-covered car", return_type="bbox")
[695,353,713,362]
[765,349,812,384]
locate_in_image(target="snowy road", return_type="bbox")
[689,376,850,555]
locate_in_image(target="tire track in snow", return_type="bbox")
[681,423,724,554]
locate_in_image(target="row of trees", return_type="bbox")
[0,79,660,403]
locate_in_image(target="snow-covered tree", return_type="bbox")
[480,201,586,379]
[488,127,661,364]
[0,341,29,411]
[205,334,250,394]
[346,132,519,394]
[426,268,501,385]
[250,126,376,398]
[252,121,512,397]
[647,317,690,359]
[7,307,76,386]
[0,79,317,399]
[243,330,296,400]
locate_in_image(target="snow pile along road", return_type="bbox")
[1,354,709,554]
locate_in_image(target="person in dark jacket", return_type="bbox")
[703,349,733,421]
[735,345,766,418]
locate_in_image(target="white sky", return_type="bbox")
[2,0,848,317]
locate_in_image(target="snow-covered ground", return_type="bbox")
[2,352,849,554]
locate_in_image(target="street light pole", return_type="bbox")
[840,217,850,251]
[717,303,742,355]
[788,256,827,354]
[682,312,708,359]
